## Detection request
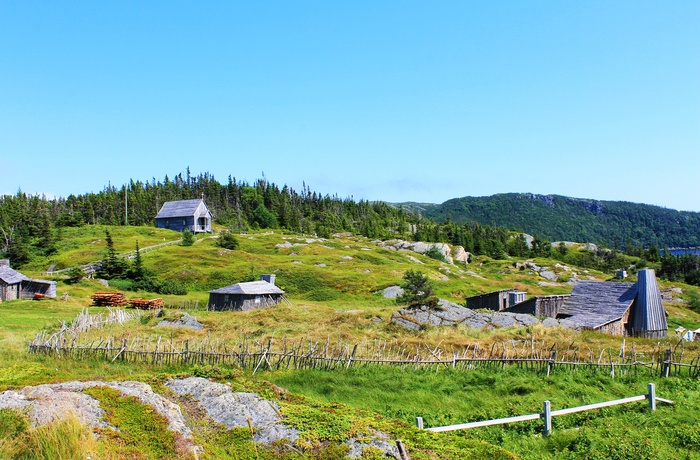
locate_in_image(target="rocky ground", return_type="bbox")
[0,376,403,459]
[391,299,575,331]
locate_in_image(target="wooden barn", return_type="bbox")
[154,199,213,233]
[0,260,56,302]
[208,274,285,311]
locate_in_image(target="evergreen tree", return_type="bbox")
[127,240,145,281]
[396,270,436,307]
[217,231,240,250]
[181,229,195,246]
[97,230,127,279]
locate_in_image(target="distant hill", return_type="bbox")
[399,193,700,249]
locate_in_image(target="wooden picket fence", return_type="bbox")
[27,332,700,378]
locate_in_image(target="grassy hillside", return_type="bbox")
[3,225,700,459]
[404,193,700,248]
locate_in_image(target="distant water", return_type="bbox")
[664,248,700,256]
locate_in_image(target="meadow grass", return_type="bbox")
[3,227,700,458]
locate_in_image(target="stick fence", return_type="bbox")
[27,332,700,379]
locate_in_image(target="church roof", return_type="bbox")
[155,199,209,219]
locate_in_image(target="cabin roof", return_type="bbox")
[210,280,285,295]
[558,280,637,328]
[0,266,29,284]
[155,199,209,219]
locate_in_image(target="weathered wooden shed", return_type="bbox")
[208,275,285,311]
[0,260,57,302]
[155,199,213,233]
[466,289,518,311]
[504,294,570,317]
[555,269,667,337]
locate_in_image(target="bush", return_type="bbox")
[217,231,240,250]
[425,245,447,262]
[181,229,195,246]
[65,267,86,284]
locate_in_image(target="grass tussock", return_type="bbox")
[0,410,96,460]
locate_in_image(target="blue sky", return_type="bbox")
[1,1,698,211]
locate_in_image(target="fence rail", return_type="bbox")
[26,334,700,379]
[418,383,673,436]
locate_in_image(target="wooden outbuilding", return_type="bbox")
[503,294,570,317]
[555,269,667,337]
[466,289,522,311]
[208,274,285,311]
[155,199,213,233]
[0,260,56,302]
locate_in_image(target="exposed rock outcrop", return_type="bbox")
[165,377,299,445]
[391,299,573,331]
[379,239,471,265]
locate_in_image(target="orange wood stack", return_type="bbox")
[91,292,128,307]
[129,297,164,310]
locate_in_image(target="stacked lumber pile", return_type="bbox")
[91,292,128,307]
[129,298,164,310]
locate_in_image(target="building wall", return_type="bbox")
[208,293,282,311]
[594,319,626,336]
[0,281,21,301]
[21,280,57,299]
[155,212,212,233]
[466,290,514,311]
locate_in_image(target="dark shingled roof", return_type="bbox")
[0,266,29,284]
[155,199,207,219]
[558,280,637,328]
[210,281,285,295]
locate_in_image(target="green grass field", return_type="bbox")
[3,226,700,459]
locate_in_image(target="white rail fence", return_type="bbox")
[416,383,673,436]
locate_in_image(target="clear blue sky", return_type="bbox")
[1,1,699,210]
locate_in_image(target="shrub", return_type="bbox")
[65,267,86,284]
[217,231,240,250]
[157,280,188,295]
[425,245,447,262]
[180,229,195,246]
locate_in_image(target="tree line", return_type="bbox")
[3,169,697,289]
[0,170,532,267]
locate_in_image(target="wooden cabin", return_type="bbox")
[155,199,213,233]
[555,269,667,337]
[0,260,57,302]
[208,275,285,311]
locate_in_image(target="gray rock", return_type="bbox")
[157,313,204,331]
[165,377,299,444]
[539,270,558,281]
[0,380,194,446]
[488,314,517,328]
[390,317,421,331]
[513,314,540,326]
[542,318,561,328]
[382,286,404,299]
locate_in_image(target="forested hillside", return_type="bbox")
[0,171,511,268]
[411,193,700,249]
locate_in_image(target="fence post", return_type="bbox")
[415,417,424,429]
[543,400,552,436]
[648,383,656,411]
